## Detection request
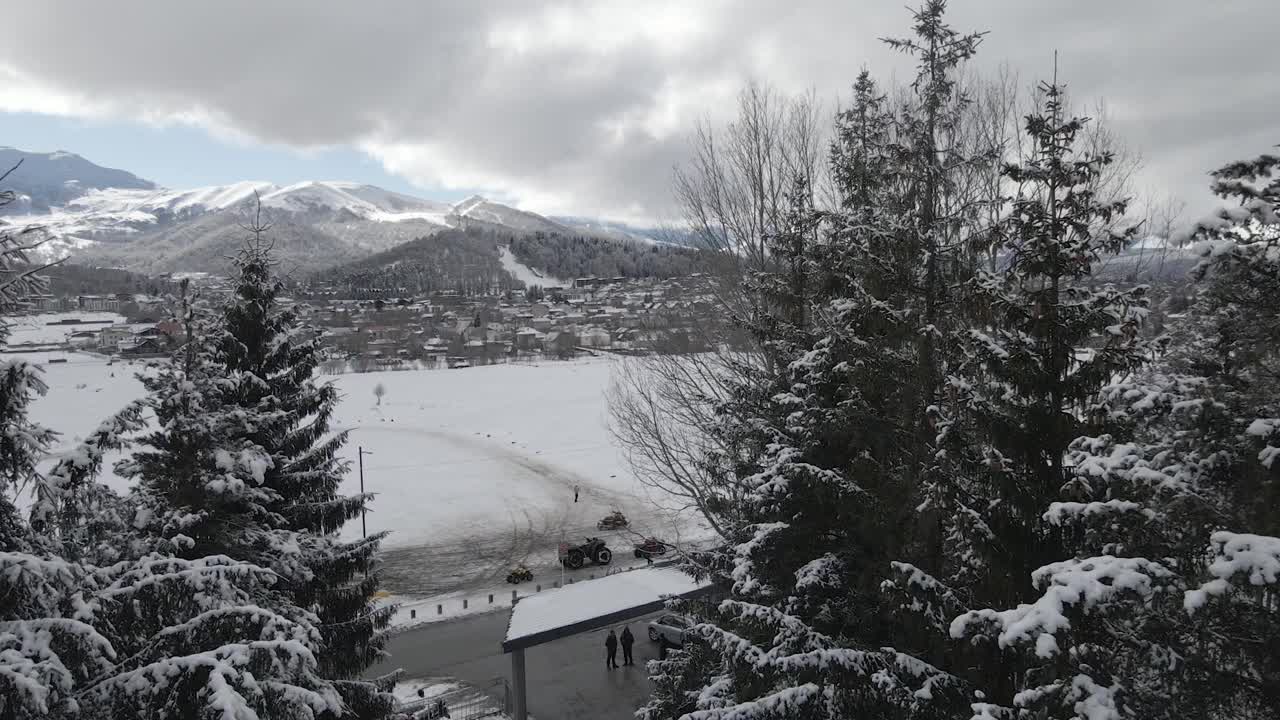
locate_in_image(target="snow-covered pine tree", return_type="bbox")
[125,281,293,562]
[0,196,342,719]
[952,152,1280,720]
[643,66,966,720]
[214,216,394,716]
[29,403,146,563]
[882,0,992,456]
[13,390,347,719]
[905,77,1162,715]
[0,178,57,550]
[4,542,346,719]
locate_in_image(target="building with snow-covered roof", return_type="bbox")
[502,564,711,720]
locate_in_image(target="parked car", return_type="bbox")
[647,614,690,646]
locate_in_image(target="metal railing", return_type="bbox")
[400,677,512,720]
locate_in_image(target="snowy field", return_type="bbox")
[16,339,709,599]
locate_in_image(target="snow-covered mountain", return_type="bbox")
[451,194,568,234]
[0,147,155,213]
[0,148,648,274]
[47,180,455,231]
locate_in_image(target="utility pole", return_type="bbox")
[358,446,372,539]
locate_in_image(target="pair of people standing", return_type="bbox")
[604,626,634,668]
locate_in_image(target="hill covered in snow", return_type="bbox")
[0,147,671,278]
[0,147,156,213]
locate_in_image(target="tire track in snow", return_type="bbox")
[354,425,660,597]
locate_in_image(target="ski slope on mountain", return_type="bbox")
[499,246,567,288]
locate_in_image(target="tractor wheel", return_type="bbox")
[648,627,659,641]
[596,548,613,565]
[567,549,585,569]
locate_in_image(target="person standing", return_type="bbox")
[574,484,580,502]
[605,629,619,669]
[620,625,635,666]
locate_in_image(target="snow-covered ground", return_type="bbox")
[333,360,709,595]
[16,344,711,601]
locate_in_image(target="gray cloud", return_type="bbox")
[0,0,1274,221]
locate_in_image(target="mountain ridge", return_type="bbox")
[0,147,665,275]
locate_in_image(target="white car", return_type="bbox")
[647,614,690,646]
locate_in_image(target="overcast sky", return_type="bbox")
[0,1,1274,223]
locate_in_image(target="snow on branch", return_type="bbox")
[1042,499,1155,526]
[951,556,1174,656]
[1185,531,1280,612]
[684,682,823,720]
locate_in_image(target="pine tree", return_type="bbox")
[213,214,394,716]
[9,366,347,720]
[644,5,1005,717]
[908,77,1161,715]
[643,65,966,720]
[0,188,57,550]
[957,152,1280,720]
[0,185,342,719]
[882,0,991,456]
[29,403,146,563]
[125,282,294,562]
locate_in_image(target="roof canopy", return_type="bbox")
[502,565,712,652]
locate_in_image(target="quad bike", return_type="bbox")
[596,510,629,531]
[506,565,533,584]
[558,537,613,569]
[633,537,670,559]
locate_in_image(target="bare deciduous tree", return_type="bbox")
[675,81,825,327]
[608,352,760,540]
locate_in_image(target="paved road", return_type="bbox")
[371,609,665,720]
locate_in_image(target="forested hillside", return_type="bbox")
[509,232,703,280]
[310,226,510,297]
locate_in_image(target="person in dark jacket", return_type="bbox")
[620,626,635,665]
[605,629,619,669]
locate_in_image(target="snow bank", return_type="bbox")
[505,565,708,644]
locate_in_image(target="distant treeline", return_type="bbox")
[509,232,703,280]
[42,262,176,297]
